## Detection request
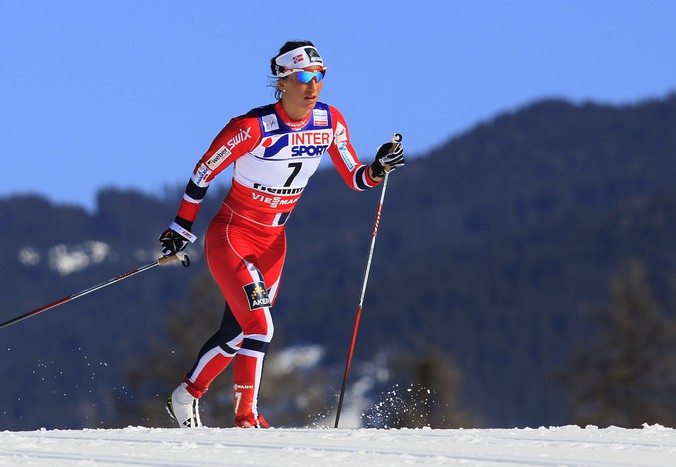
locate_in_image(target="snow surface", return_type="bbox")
[1,424,675,466]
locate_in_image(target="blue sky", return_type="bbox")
[1,0,675,210]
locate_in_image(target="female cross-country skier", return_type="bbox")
[159,40,405,428]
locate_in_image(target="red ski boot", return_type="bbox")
[233,383,269,428]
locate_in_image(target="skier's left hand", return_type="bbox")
[371,140,405,178]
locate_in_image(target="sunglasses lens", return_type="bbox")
[295,70,325,83]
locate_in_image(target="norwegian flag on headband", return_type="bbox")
[275,46,325,77]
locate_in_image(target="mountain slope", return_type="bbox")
[2,93,676,430]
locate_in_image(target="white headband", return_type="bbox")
[275,46,325,77]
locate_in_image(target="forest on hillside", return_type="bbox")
[2,93,676,430]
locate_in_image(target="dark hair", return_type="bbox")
[269,40,315,100]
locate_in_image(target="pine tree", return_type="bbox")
[566,259,676,427]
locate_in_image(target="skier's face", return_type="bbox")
[278,66,324,119]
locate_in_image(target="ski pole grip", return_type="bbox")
[159,253,190,267]
[385,133,402,172]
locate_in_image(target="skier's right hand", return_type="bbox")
[159,218,196,256]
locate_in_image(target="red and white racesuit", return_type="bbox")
[173,100,380,421]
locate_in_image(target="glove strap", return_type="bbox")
[169,221,197,243]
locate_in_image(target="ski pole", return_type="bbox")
[0,253,189,331]
[334,133,402,428]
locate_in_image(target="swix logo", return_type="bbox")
[243,281,270,310]
[227,127,252,150]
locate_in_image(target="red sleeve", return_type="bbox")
[327,105,380,191]
[176,111,262,222]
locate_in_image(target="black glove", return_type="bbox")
[159,217,195,256]
[372,141,405,178]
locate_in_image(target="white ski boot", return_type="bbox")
[166,382,203,428]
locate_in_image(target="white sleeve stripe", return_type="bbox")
[182,193,204,204]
